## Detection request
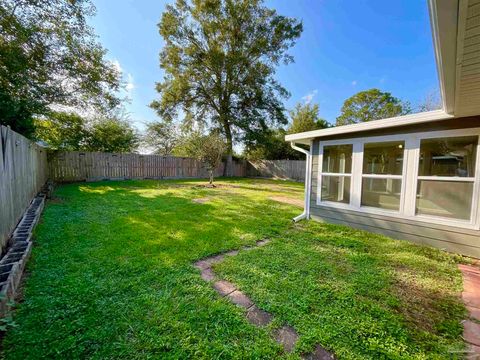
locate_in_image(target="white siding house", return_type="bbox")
[286,0,480,258]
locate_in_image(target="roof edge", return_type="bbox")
[285,110,453,142]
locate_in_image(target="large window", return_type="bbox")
[317,131,480,228]
[361,141,404,211]
[320,145,352,204]
[416,136,477,220]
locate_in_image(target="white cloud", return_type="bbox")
[351,80,357,86]
[111,59,122,74]
[301,89,318,104]
[126,73,135,92]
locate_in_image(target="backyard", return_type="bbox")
[3,178,467,359]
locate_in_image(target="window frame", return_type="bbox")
[316,128,480,230]
[318,143,353,205]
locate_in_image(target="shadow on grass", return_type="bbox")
[214,221,467,358]
[3,179,302,359]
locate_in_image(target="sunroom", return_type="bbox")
[286,0,480,257]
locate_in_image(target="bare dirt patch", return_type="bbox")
[192,197,210,204]
[269,196,303,208]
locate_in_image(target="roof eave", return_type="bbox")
[285,109,453,143]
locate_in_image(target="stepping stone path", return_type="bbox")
[194,239,335,359]
[459,264,480,357]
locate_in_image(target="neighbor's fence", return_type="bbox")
[0,126,48,251]
[48,151,306,183]
[48,151,248,182]
[247,160,306,181]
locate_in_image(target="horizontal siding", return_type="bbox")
[308,124,480,258]
[310,212,480,258]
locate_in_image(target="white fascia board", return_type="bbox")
[284,110,453,143]
[429,0,458,115]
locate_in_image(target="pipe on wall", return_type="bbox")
[290,141,312,222]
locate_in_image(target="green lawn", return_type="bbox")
[3,178,466,359]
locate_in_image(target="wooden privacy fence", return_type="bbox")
[48,152,306,183]
[247,160,306,181]
[0,126,48,251]
[49,151,248,182]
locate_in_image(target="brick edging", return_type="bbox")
[0,194,45,317]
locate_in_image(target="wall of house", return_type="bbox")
[309,116,480,258]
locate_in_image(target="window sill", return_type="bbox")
[315,200,480,231]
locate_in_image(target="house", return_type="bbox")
[286,0,480,258]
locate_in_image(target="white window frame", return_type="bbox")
[316,128,480,230]
[318,143,353,205]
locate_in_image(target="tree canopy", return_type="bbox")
[34,112,86,150]
[143,120,178,156]
[288,102,330,134]
[151,0,302,174]
[336,89,411,126]
[176,131,226,185]
[34,112,139,153]
[84,117,139,153]
[0,0,122,137]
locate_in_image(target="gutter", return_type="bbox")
[290,141,312,222]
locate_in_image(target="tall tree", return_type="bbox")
[84,117,139,153]
[34,112,86,150]
[143,120,179,156]
[336,89,411,126]
[288,102,330,134]
[151,0,302,175]
[0,0,121,137]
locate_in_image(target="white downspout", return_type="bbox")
[290,141,312,222]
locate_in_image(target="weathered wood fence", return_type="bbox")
[48,151,248,182]
[247,160,306,181]
[48,152,306,183]
[0,126,306,249]
[0,126,48,251]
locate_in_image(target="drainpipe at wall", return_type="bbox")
[290,141,312,222]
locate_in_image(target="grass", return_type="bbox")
[2,178,467,359]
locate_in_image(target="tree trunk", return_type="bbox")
[223,122,233,177]
[209,169,214,185]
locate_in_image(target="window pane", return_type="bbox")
[418,136,478,177]
[416,180,473,220]
[321,176,351,204]
[361,178,402,211]
[363,141,404,175]
[322,145,352,173]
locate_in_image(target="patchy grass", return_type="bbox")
[2,178,466,359]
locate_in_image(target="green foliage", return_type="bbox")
[2,179,466,359]
[150,0,303,159]
[336,89,411,126]
[34,112,86,150]
[0,0,121,138]
[215,219,466,358]
[84,117,139,153]
[245,128,301,160]
[143,120,178,155]
[177,132,227,184]
[288,103,330,134]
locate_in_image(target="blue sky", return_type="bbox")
[89,0,439,130]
